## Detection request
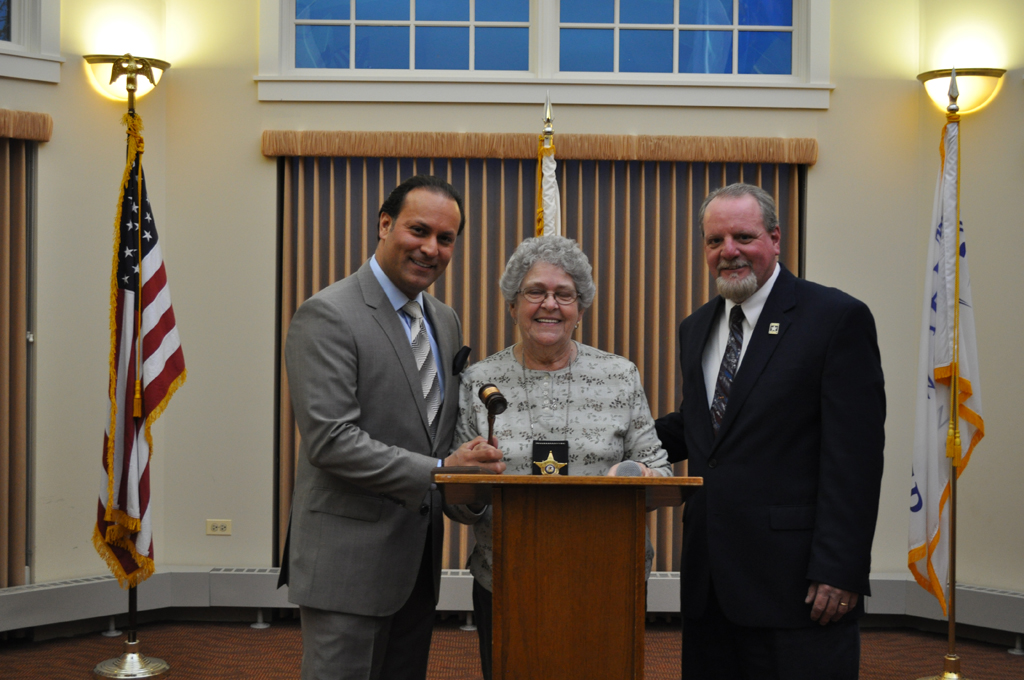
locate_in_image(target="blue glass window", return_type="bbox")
[416,0,468,21]
[739,0,792,26]
[355,26,409,68]
[560,0,614,24]
[477,0,529,22]
[679,0,732,26]
[620,0,674,25]
[0,2,10,43]
[296,26,351,68]
[738,31,791,74]
[296,0,350,20]
[476,28,529,70]
[292,0,795,76]
[560,29,614,72]
[679,30,732,74]
[620,30,672,73]
[355,0,408,21]
[416,27,469,69]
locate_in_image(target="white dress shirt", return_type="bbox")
[702,262,781,407]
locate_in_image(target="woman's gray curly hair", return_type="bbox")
[498,236,596,309]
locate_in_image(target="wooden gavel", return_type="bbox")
[478,383,508,443]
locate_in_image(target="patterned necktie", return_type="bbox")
[402,300,442,437]
[710,305,745,434]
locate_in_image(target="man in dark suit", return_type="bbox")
[656,183,885,679]
[284,175,506,680]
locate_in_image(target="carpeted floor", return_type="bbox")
[1,618,1022,679]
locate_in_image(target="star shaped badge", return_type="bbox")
[534,452,567,476]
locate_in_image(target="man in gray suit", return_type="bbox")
[285,175,506,680]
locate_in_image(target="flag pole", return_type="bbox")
[93,54,170,680]
[121,55,149,419]
[919,66,967,680]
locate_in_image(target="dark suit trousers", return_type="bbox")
[471,580,493,680]
[300,528,436,680]
[682,583,860,680]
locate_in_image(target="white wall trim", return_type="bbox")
[3,570,1022,633]
[0,48,63,83]
[0,0,64,83]
[255,78,833,108]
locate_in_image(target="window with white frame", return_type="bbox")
[257,0,831,108]
[2,1,12,43]
[0,0,63,83]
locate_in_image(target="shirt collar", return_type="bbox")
[724,262,781,330]
[370,254,425,313]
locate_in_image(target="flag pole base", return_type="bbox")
[94,639,170,678]
[916,654,969,680]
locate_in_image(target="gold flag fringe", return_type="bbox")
[0,108,53,142]
[262,130,818,165]
[92,525,155,589]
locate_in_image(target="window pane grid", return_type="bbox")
[558,0,793,75]
[294,0,530,71]
[292,0,796,77]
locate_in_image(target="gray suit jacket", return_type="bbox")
[284,261,462,617]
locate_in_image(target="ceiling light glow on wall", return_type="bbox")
[84,54,171,103]
[917,68,1006,114]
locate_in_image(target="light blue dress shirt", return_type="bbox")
[369,254,445,399]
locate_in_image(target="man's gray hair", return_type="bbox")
[499,236,596,309]
[697,183,779,234]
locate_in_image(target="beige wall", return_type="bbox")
[4,0,1022,595]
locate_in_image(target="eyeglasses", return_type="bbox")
[518,288,579,305]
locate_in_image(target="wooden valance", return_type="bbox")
[0,109,53,142]
[261,130,817,165]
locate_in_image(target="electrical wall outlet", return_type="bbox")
[206,519,232,536]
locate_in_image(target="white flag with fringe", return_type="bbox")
[908,116,984,615]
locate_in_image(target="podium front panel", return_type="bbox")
[491,484,645,680]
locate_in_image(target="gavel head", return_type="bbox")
[478,383,508,415]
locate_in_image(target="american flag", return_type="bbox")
[93,114,186,588]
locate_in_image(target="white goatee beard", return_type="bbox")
[716,269,758,303]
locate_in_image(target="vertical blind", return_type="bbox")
[1,109,49,589]
[271,135,810,572]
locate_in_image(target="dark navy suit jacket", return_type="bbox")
[656,266,885,628]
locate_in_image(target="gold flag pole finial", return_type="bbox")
[543,91,554,145]
[946,66,960,114]
[110,54,158,116]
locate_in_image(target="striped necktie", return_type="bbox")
[402,300,442,437]
[710,305,745,435]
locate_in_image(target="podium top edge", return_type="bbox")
[433,474,704,487]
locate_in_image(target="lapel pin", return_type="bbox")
[768,323,780,335]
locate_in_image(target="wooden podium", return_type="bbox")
[436,474,702,680]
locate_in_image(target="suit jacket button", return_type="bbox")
[707,458,718,469]
[420,504,429,516]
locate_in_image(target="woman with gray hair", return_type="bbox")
[446,235,670,680]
